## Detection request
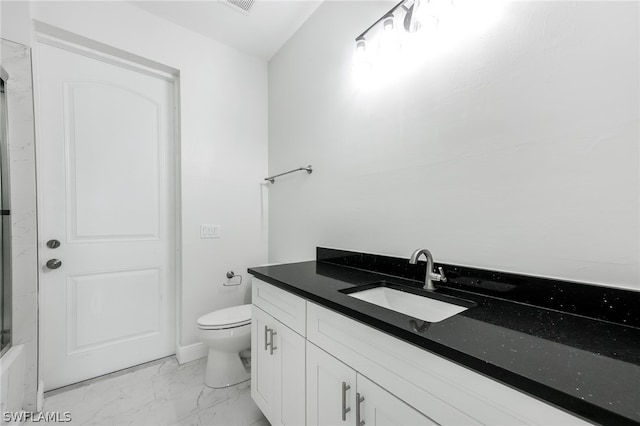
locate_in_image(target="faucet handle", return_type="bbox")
[437,267,447,282]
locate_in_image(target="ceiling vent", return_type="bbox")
[221,0,255,15]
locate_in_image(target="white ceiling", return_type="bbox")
[130,0,323,60]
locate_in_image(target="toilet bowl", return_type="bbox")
[197,304,252,388]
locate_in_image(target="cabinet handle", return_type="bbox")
[356,392,365,426]
[264,326,271,351]
[269,330,277,355]
[341,382,351,421]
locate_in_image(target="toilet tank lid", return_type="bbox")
[197,304,252,328]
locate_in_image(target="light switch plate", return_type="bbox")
[201,224,221,238]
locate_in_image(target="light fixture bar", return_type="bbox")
[355,0,409,41]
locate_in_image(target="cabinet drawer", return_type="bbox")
[307,302,588,426]
[252,279,306,336]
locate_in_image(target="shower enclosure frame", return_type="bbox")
[0,65,12,358]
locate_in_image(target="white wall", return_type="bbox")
[1,1,32,46]
[268,1,639,290]
[4,0,268,357]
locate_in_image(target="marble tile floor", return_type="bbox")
[31,357,269,426]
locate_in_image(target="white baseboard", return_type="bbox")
[176,342,207,364]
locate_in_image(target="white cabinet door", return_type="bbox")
[252,306,276,422]
[307,341,357,426]
[252,305,305,426]
[273,318,306,426]
[357,375,437,426]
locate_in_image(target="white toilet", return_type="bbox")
[197,304,252,388]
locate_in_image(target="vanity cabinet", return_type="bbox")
[306,341,434,426]
[251,279,588,426]
[251,281,306,426]
[306,302,588,426]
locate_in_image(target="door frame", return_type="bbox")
[32,26,182,398]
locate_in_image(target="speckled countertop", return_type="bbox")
[248,248,640,426]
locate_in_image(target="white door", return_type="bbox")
[306,341,357,426]
[37,41,176,391]
[357,375,436,426]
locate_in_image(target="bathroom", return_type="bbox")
[0,0,638,425]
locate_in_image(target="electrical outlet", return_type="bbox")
[201,224,221,238]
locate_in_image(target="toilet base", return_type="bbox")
[204,348,250,389]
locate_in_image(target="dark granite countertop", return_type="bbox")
[248,248,640,426]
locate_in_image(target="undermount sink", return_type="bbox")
[342,282,474,323]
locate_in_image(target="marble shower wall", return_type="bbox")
[2,38,39,411]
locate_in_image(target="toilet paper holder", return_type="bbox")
[224,271,243,287]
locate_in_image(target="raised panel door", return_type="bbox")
[357,374,437,426]
[307,341,357,426]
[273,320,305,426]
[251,305,276,423]
[38,41,175,390]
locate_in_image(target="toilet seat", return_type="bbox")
[197,304,252,330]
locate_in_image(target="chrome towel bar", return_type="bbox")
[265,165,312,184]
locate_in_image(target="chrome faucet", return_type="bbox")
[409,248,447,291]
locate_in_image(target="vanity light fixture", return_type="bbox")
[383,13,396,32]
[378,13,402,56]
[353,0,454,61]
[353,35,372,74]
[408,0,439,33]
